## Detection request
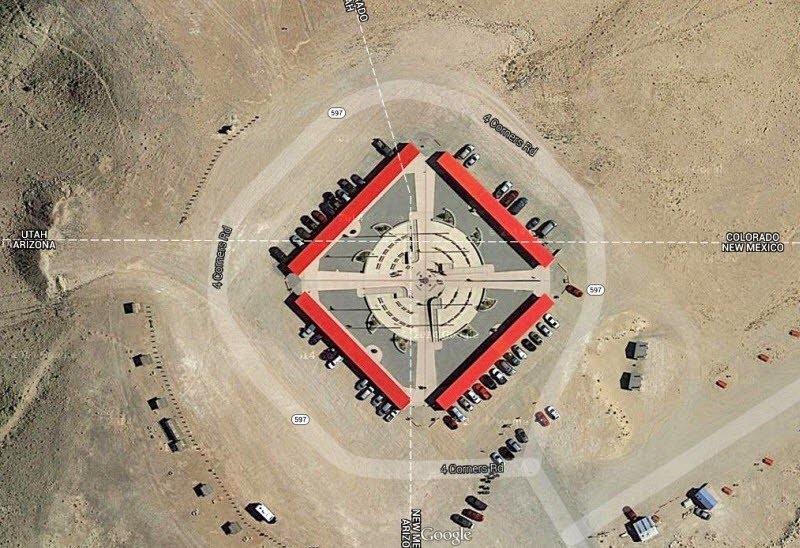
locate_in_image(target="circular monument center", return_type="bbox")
[363,220,484,342]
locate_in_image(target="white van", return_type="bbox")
[253,503,277,523]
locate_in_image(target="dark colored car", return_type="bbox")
[295,227,312,240]
[496,359,513,375]
[623,506,638,521]
[351,174,367,187]
[536,219,557,238]
[300,215,319,231]
[525,217,540,230]
[508,197,528,215]
[308,332,323,345]
[515,428,528,444]
[268,246,287,263]
[337,178,357,194]
[320,202,336,219]
[529,331,543,345]
[466,495,488,511]
[372,138,394,156]
[320,348,337,361]
[480,374,497,390]
[462,509,484,522]
[472,383,492,400]
[322,191,335,203]
[521,338,537,352]
[328,197,344,210]
[498,446,515,461]
[499,189,518,207]
[450,514,473,529]
[443,415,458,430]
[535,411,550,426]
[565,284,584,297]
[311,209,327,224]
[504,352,521,367]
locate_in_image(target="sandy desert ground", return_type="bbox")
[1,1,800,547]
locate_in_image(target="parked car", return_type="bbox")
[355,378,369,391]
[320,347,337,361]
[505,438,522,453]
[356,385,374,400]
[289,234,304,248]
[489,367,507,385]
[295,227,312,240]
[508,197,528,215]
[337,178,357,194]
[320,202,336,219]
[455,144,475,160]
[536,220,557,238]
[535,411,550,426]
[504,352,521,367]
[525,217,541,231]
[493,181,513,199]
[372,138,393,156]
[565,284,584,298]
[465,389,481,404]
[464,153,480,168]
[449,406,467,423]
[377,401,393,417]
[458,396,474,412]
[466,495,488,511]
[495,359,514,375]
[328,197,344,210]
[450,514,473,529]
[489,452,504,465]
[499,189,518,207]
[498,446,515,460]
[515,428,528,444]
[472,383,492,400]
[623,506,638,521]
[335,188,351,203]
[300,215,319,231]
[371,393,385,407]
[511,345,527,361]
[351,174,367,188]
[480,374,497,390]
[384,408,399,422]
[322,191,335,203]
[325,355,343,369]
[311,209,327,224]
[443,415,458,430]
[543,313,560,329]
[268,246,288,263]
[537,323,552,337]
[544,405,560,420]
[462,509,484,522]
[521,338,537,352]
[528,331,543,345]
[308,332,323,345]
[300,324,316,338]
[693,508,711,520]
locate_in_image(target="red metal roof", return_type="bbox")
[293,292,411,409]
[287,143,421,276]
[434,294,554,410]
[430,153,556,268]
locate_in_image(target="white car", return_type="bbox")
[465,389,481,404]
[300,324,316,338]
[511,344,527,361]
[325,355,343,369]
[537,322,552,337]
[455,144,475,160]
[490,452,504,465]
[543,313,560,329]
[544,405,560,420]
[494,181,513,199]
[464,153,480,168]
[253,503,277,523]
[449,406,467,422]
[458,396,474,412]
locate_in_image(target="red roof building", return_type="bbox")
[429,152,556,268]
[433,294,554,410]
[292,292,411,409]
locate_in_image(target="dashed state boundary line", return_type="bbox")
[179,115,261,225]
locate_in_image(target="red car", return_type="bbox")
[462,509,484,522]
[565,284,583,298]
[443,415,458,430]
[535,411,550,426]
[472,383,492,401]
[499,189,518,207]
